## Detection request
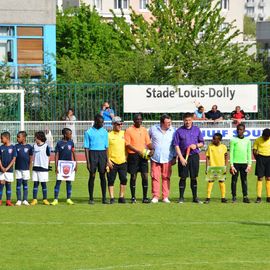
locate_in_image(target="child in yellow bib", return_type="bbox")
[205,133,228,203]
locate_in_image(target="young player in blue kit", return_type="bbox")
[31,131,51,206]
[0,132,17,206]
[51,128,77,205]
[15,131,33,206]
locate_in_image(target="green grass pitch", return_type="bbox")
[1,163,270,270]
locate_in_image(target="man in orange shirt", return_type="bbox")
[125,113,153,203]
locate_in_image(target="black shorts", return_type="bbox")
[89,150,107,174]
[178,154,199,178]
[107,162,127,186]
[255,155,270,178]
[127,153,148,174]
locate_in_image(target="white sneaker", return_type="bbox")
[151,197,159,203]
[15,200,22,206]
[162,198,171,203]
[22,200,30,206]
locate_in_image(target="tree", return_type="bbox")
[57,4,158,83]
[243,15,256,40]
[112,0,265,84]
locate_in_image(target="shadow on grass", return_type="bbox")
[238,221,270,227]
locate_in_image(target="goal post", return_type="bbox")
[0,89,24,131]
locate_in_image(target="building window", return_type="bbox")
[93,0,102,10]
[220,0,229,10]
[17,26,43,36]
[17,39,43,64]
[114,0,129,9]
[0,26,14,36]
[0,40,13,62]
[140,0,149,9]
[247,7,255,15]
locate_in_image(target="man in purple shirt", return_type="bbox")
[174,112,204,203]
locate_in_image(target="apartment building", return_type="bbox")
[59,0,245,42]
[245,0,270,21]
[0,0,56,80]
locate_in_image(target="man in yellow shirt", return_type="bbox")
[107,116,127,204]
[204,133,228,203]
[253,128,270,203]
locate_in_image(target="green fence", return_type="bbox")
[0,82,269,121]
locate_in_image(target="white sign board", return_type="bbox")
[124,84,258,113]
[201,128,265,140]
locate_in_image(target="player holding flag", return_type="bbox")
[174,112,204,203]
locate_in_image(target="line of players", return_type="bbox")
[84,113,270,204]
[0,128,76,206]
[0,112,269,206]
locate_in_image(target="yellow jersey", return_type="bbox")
[108,130,126,164]
[253,137,270,156]
[206,143,227,166]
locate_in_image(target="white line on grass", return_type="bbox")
[76,260,270,270]
[0,221,270,226]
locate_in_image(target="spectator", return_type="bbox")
[205,105,223,122]
[65,108,77,144]
[100,101,115,122]
[231,106,245,125]
[45,128,54,152]
[194,105,206,120]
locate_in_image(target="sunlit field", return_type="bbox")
[1,163,270,270]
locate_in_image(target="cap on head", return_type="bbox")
[112,116,122,124]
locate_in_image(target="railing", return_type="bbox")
[1,120,269,151]
[0,82,270,121]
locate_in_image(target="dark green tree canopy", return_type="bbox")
[56,1,265,83]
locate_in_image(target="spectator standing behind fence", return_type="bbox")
[194,106,206,120]
[100,102,115,122]
[65,108,77,144]
[149,114,176,203]
[231,106,245,125]
[205,105,223,122]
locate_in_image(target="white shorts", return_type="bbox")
[0,172,14,182]
[15,170,30,180]
[32,171,49,182]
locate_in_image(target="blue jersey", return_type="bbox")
[55,140,74,161]
[0,145,17,172]
[84,127,108,150]
[15,143,33,170]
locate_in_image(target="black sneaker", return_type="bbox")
[178,197,184,204]
[142,198,151,204]
[118,197,126,204]
[232,196,237,203]
[102,199,109,204]
[204,198,210,204]
[221,198,228,203]
[193,198,203,204]
[110,198,115,204]
[255,197,262,203]
[89,199,94,205]
[266,197,270,203]
[243,197,250,203]
[131,197,137,204]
